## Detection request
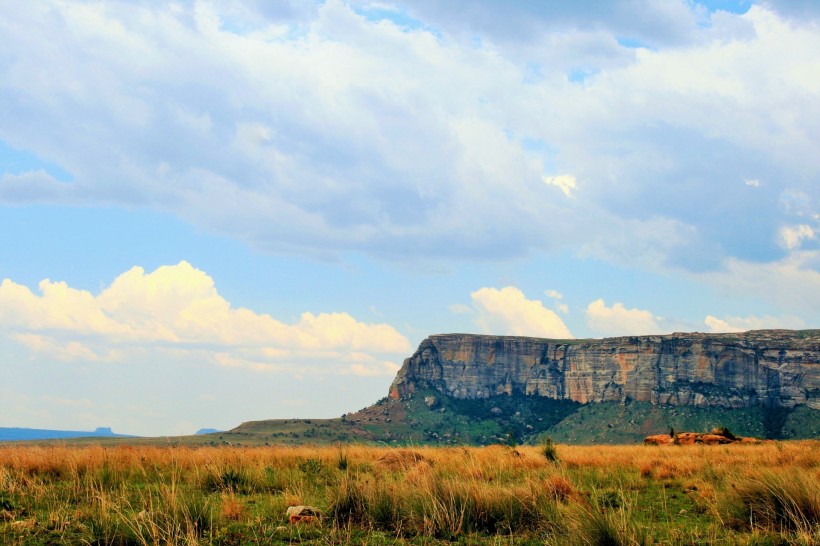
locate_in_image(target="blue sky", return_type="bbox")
[1,0,818,436]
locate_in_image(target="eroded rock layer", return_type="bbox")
[388,331,820,410]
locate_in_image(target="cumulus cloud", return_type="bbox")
[0,262,410,376]
[0,1,817,273]
[470,286,572,338]
[585,299,665,337]
[704,314,805,333]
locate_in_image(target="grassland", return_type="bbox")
[1,441,818,545]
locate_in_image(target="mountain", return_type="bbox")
[220,329,818,446]
[0,427,135,442]
[389,330,819,409]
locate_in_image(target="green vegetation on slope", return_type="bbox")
[16,392,817,449]
[211,392,819,448]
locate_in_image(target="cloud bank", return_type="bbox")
[0,1,816,280]
[0,262,410,376]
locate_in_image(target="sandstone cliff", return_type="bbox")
[388,330,820,410]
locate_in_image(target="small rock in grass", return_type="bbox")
[286,505,322,525]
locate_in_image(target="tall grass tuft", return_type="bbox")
[572,491,650,546]
[541,436,559,464]
[329,474,370,527]
[725,471,819,537]
[337,444,350,471]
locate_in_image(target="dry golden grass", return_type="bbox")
[0,440,817,544]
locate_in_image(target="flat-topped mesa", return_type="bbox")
[388,330,820,410]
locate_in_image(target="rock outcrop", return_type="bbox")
[388,330,820,410]
[644,428,765,445]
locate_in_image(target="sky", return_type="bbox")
[0,0,818,436]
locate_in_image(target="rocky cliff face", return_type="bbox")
[388,330,820,410]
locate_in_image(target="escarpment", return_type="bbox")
[388,330,820,410]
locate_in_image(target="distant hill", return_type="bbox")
[195,428,221,435]
[0,426,136,442]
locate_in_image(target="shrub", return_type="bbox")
[203,468,246,492]
[299,458,324,475]
[712,427,737,440]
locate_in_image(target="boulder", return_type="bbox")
[644,434,675,445]
[644,430,752,445]
[286,505,322,525]
[699,434,734,445]
[675,432,701,445]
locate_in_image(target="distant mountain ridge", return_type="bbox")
[0,427,136,442]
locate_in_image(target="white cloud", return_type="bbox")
[0,261,410,373]
[744,178,761,187]
[542,174,577,197]
[779,224,815,250]
[470,286,572,338]
[585,299,665,337]
[704,314,805,333]
[544,289,569,314]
